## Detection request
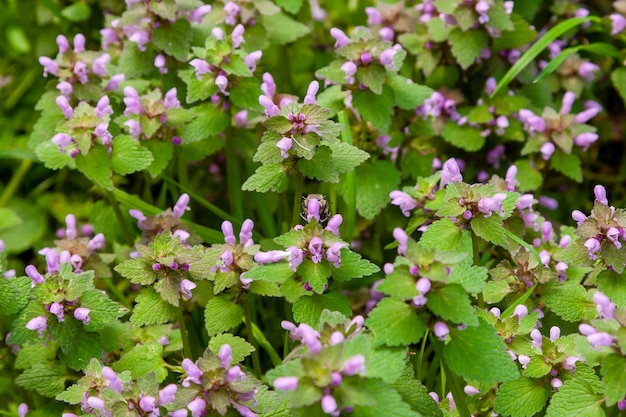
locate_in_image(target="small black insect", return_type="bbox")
[301,194,330,223]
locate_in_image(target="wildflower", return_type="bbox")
[74,308,90,325]
[434,322,449,340]
[182,358,203,387]
[26,316,47,338]
[440,158,463,188]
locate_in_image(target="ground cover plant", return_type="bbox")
[2,0,626,416]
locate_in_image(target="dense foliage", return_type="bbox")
[2,0,626,416]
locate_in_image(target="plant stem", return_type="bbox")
[178,300,193,360]
[243,295,262,378]
[338,111,356,243]
[225,126,244,221]
[291,172,304,227]
[0,159,31,208]
[103,277,132,310]
[106,189,135,247]
[471,232,484,309]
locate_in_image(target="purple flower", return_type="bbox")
[531,329,543,350]
[51,133,73,154]
[25,265,45,286]
[513,304,527,323]
[56,34,69,53]
[321,394,338,414]
[440,158,463,188]
[607,227,622,249]
[221,220,237,245]
[231,24,245,48]
[393,227,409,255]
[74,308,90,325]
[173,194,190,218]
[574,100,602,124]
[587,332,614,349]
[330,28,350,48]
[218,344,233,369]
[326,242,345,268]
[340,61,357,84]
[216,74,229,96]
[578,62,599,81]
[26,316,47,338]
[416,278,431,294]
[549,326,561,342]
[102,366,123,393]
[95,95,113,118]
[106,73,125,91]
[18,404,28,417]
[188,4,212,23]
[239,219,254,246]
[379,27,394,41]
[92,54,110,77]
[433,322,449,340]
[309,236,324,263]
[73,33,85,53]
[365,7,382,25]
[224,2,240,25]
[57,81,73,96]
[574,132,598,151]
[46,250,59,274]
[610,14,626,35]
[180,279,196,300]
[379,48,397,69]
[464,385,480,396]
[299,323,322,354]
[124,120,142,138]
[287,246,303,271]
[245,50,263,72]
[571,209,587,224]
[190,59,212,80]
[187,397,206,417]
[477,193,507,218]
[594,184,608,205]
[56,96,74,119]
[182,358,203,387]
[87,397,105,411]
[164,88,180,109]
[50,302,65,322]
[561,91,576,115]
[594,292,616,319]
[342,354,365,376]
[276,137,292,159]
[139,396,155,413]
[259,95,280,117]
[540,142,555,160]
[325,214,343,235]
[159,384,177,405]
[73,61,89,84]
[39,56,59,77]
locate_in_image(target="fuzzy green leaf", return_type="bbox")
[230,77,263,111]
[545,366,604,417]
[352,86,395,132]
[551,151,582,183]
[179,69,218,104]
[61,331,102,371]
[441,122,486,151]
[444,318,519,384]
[75,146,113,190]
[111,135,154,175]
[597,270,626,308]
[260,12,310,45]
[298,145,339,182]
[542,282,595,322]
[611,67,626,108]
[428,284,478,326]
[353,378,422,417]
[16,361,66,397]
[471,216,508,247]
[341,159,400,219]
[292,292,351,326]
[152,19,191,61]
[142,140,174,177]
[242,163,289,193]
[377,268,418,300]
[388,75,433,110]
[494,377,551,417]
[448,28,488,69]
[80,289,126,330]
[245,262,294,283]
[297,259,331,293]
[601,353,626,406]
[182,103,230,142]
[391,365,442,417]
[366,298,426,346]
[204,295,244,335]
[327,141,370,174]
[209,334,255,363]
[130,287,177,326]
[420,218,463,250]
[0,276,31,315]
[330,248,380,281]
[112,343,168,382]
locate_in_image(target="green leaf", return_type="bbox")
[222,54,253,77]
[111,135,154,175]
[420,218,463,250]
[61,2,91,21]
[260,12,310,45]
[542,282,595,322]
[433,0,458,14]
[80,290,125,331]
[352,379,422,417]
[523,355,552,378]
[366,298,426,346]
[130,287,177,326]
[204,295,244,335]
[545,366,604,417]
[550,151,582,182]
[356,65,387,95]
[341,160,400,219]
[16,362,66,397]
[514,159,543,191]
[297,259,331,293]
[75,146,113,191]
[182,103,230,142]
[0,276,31,315]
[352,86,395,132]
[330,248,380,281]
[391,364,442,417]
[112,343,167,382]
[600,242,626,274]
[242,163,289,193]
[377,268,418,299]
[601,354,626,406]
[448,28,488,69]
[491,16,599,97]
[492,14,537,52]
[142,140,174,177]
[245,262,294,283]
[149,0,176,20]
[449,264,488,294]
[209,334,255,363]
[611,68,626,108]
[179,69,218,103]
[152,19,191,61]
[427,284,478,326]
[35,140,73,170]
[15,342,57,370]
[444,318,519,384]
[494,377,551,417]
[275,0,303,13]
[441,122,486,151]
[117,42,155,78]
[387,75,433,110]
[535,43,620,83]
[56,383,87,404]
[298,146,339,182]
[327,141,370,174]
[471,216,507,247]
[230,77,263,111]
[597,270,626,308]
[61,331,102,371]
[292,292,351,326]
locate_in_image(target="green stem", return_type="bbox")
[415,329,429,380]
[178,300,193,360]
[225,125,244,221]
[243,295,262,378]
[291,173,304,227]
[471,232,484,309]
[249,320,282,367]
[338,111,356,243]
[177,149,189,189]
[0,159,32,208]
[430,334,472,417]
[106,189,135,247]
